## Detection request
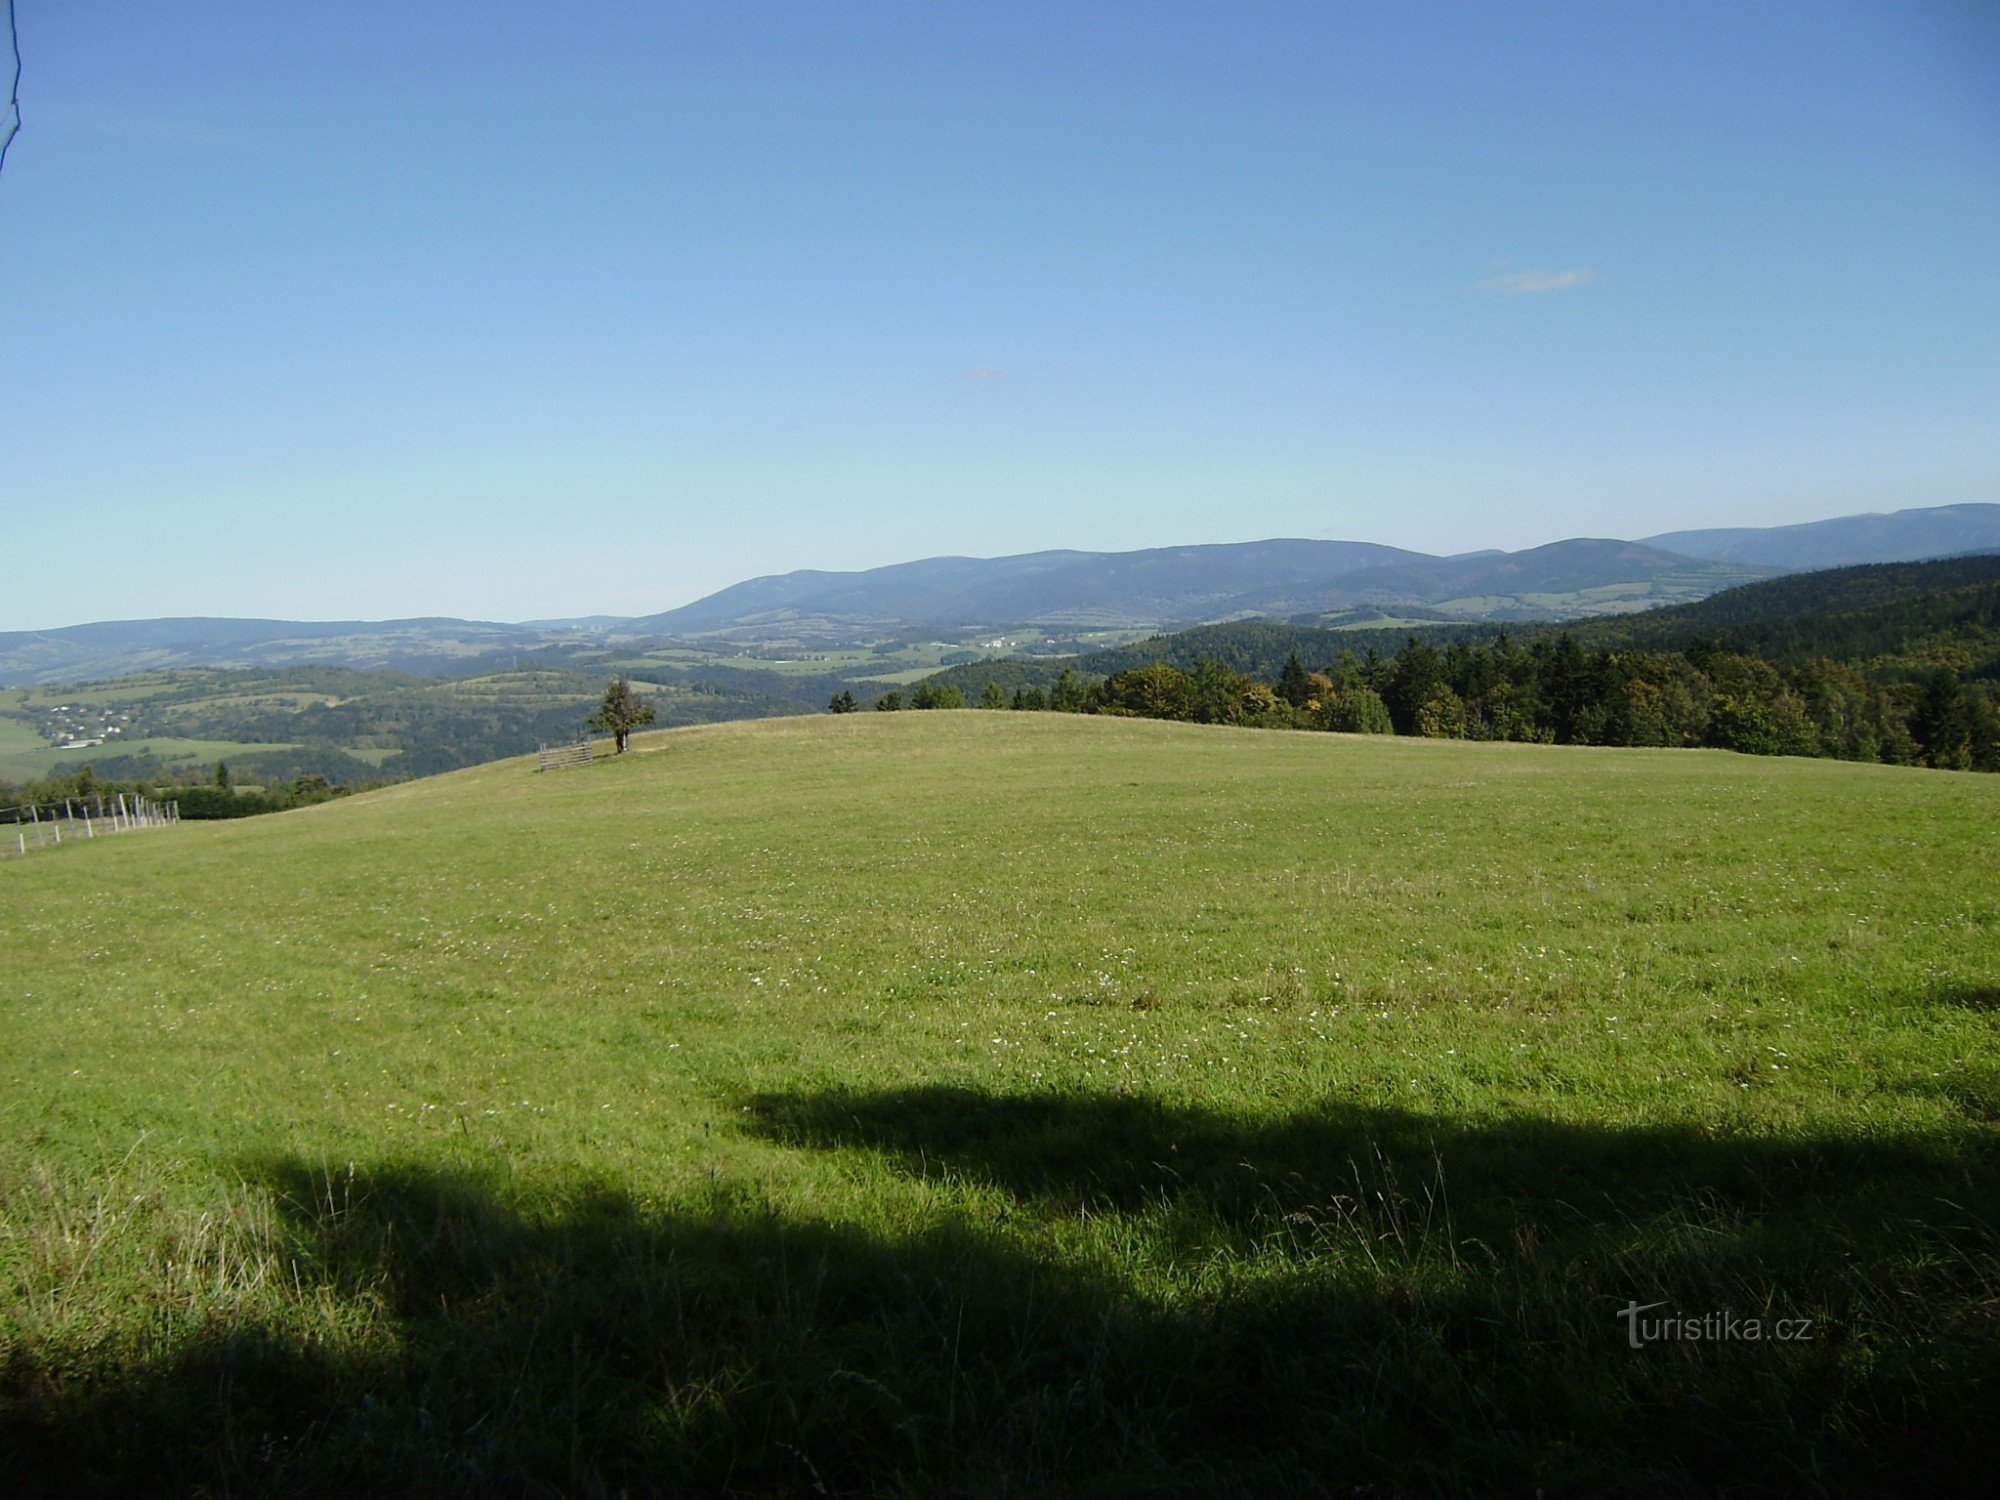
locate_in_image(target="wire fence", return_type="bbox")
[1,792,178,858]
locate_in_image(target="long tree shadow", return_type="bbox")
[5,1093,1997,1497]
[743,1085,1990,1253]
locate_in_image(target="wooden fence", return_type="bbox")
[1,792,179,858]
[537,739,597,772]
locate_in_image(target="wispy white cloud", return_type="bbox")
[1476,266,1596,295]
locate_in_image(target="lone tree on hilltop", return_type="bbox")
[588,677,656,754]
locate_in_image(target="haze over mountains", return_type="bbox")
[623,537,1769,637]
[2,503,1995,686]
[644,503,1997,635]
[1642,503,2000,571]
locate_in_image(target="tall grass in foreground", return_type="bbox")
[3,713,1996,1494]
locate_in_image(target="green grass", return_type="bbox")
[0,714,49,784]
[2,713,1996,1494]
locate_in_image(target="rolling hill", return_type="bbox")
[3,713,1995,1491]
[1575,553,2000,679]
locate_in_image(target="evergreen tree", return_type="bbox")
[1276,651,1313,708]
[1383,639,1446,734]
[1540,633,1593,743]
[1966,691,2000,773]
[1050,667,1088,713]
[1186,655,1248,724]
[1911,668,1969,768]
[827,690,857,713]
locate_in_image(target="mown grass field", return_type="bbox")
[2,712,1996,1494]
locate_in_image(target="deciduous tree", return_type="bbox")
[588,678,656,754]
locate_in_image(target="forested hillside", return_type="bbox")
[921,620,1498,701]
[1573,554,2000,679]
[910,558,2000,772]
[0,663,825,795]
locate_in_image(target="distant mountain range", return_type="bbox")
[620,536,1766,636]
[916,552,2000,704]
[0,616,599,688]
[2,502,1993,686]
[1641,503,2000,571]
[625,502,1998,637]
[623,540,1430,635]
[632,503,1998,636]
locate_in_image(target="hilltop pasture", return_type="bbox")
[2,713,1996,1493]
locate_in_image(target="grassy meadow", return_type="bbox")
[2,712,1996,1494]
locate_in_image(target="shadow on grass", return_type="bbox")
[1931,983,2000,1012]
[746,1085,1979,1229]
[5,1092,1998,1496]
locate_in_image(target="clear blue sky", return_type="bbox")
[3,0,1996,629]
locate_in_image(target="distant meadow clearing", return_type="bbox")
[2,712,1996,1494]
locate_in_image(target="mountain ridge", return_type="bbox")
[4,502,1993,686]
[1642,502,2000,569]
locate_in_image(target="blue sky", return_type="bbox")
[3,0,1996,629]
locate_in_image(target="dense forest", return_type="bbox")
[903,555,2000,773]
[917,619,1490,701]
[898,633,1998,771]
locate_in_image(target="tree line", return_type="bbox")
[860,633,1998,772]
[0,760,359,823]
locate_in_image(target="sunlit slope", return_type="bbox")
[6,712,1993,1148]
[3,712,1997,1492]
